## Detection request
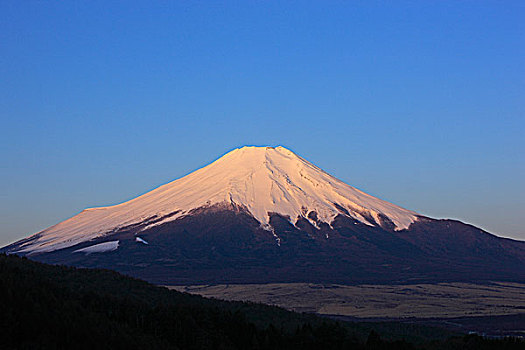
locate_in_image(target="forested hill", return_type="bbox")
[0,254,522,350]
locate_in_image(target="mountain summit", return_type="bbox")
[3,146,524,285]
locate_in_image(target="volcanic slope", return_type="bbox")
[3,146,524,284]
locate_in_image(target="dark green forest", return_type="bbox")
[0,254,522,349]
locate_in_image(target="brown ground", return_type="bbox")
[167,282,525,319]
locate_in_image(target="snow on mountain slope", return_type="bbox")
[73,240,119,254]
[13,146,418,254]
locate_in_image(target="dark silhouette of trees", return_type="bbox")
[0,254,522,349]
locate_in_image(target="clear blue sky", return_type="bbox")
[1,1,524,246]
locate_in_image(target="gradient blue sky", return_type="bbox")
[1,1,524,246]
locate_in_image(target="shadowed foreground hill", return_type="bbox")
[0,254,523,350]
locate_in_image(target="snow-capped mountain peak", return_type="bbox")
[12,146,418,254]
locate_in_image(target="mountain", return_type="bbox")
[3,146,524,284]
[6,146,418,254]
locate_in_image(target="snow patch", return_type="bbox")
[135,236,148,245]
[263,224,281,247]
[73,241,119,254]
